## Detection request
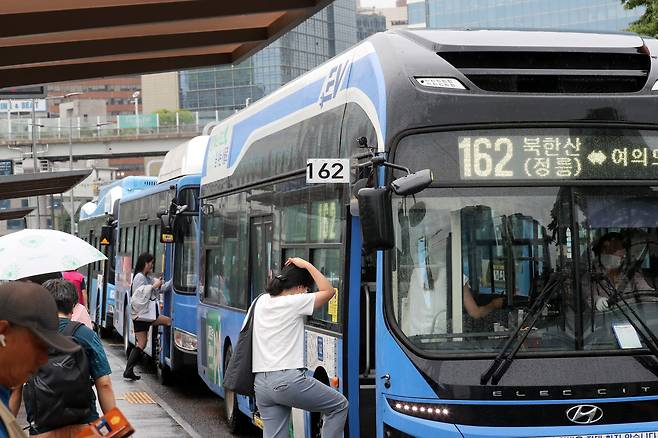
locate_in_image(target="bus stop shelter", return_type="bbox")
[0,1,333,87]
[0,1,329,216]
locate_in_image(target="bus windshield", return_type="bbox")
[391,133,658,355]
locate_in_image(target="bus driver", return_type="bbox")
[583,232,655,312]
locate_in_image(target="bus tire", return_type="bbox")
[223,347,245,433]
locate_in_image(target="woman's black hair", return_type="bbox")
[135,252,155,274]
[42,279,78,314]
[266,264,314,296]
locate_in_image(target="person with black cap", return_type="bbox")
[0,281,80,438]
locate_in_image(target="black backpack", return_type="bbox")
[23,321,95,432]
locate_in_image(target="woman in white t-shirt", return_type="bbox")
[252,257,348,438]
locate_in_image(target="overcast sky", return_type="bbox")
[359,0,397,7]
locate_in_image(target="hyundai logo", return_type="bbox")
[566,404,603,424]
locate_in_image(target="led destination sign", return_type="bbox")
[457,131,658,180]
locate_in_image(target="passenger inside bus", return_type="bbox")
[582,232,655,312]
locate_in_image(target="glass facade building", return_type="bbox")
[179,0,357,118]
[420,0,643,32]
[357,11,387,41]
[408,1,426,26]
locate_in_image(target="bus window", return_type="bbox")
[126,227,135,261]
[282,247,306,260]
[203,203,247,309]
[154,225,165,274]
[311,199,340,243]
[205,248,224,304]
[148,224,156,262]
[282,204,308,243]
[249,216,273,298]
[139,224,149,256]
[174,216,198,293]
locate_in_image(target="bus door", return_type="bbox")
[249,215,273,301]
[98,226,114,329]
[346,212,377,438]
[85,229,96,322]
[248,215,273,414]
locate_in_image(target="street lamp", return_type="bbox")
[96,120,115,137]
[46,92,83,233]
[132,91,140,136]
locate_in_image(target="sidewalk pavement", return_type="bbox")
[17,341,201,438]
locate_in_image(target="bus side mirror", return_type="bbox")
[357,187,394,251]
[157,211,174,243]
[390,169,433,196]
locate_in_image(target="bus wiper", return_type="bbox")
[480,272,566,386]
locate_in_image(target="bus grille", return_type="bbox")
[439,51,650,93]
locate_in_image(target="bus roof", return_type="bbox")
[201,29,658,194]
[79,176,157,220]
[404,29,645,50]
[158,135,209,184]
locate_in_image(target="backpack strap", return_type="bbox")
[61,321,84,337]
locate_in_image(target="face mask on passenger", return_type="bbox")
[600,254,623,270]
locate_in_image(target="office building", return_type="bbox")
[415,0,643,31]
[178,0,357,117]
[357,10,387,40]
[47,77,141,117]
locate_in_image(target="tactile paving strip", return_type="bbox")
[123,391,156,404]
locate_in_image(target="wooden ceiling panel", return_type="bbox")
[0,0,333,87]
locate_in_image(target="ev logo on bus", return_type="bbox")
[319,60,351,108]
[566,404,603,424]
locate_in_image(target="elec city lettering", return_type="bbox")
[458,135,658,180]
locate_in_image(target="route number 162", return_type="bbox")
[306,159,350,184]
[458,137,514,178]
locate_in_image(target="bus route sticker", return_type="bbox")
[306,159,349,184]
[328,288,339,323]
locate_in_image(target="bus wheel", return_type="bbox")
[223,347,245,433]
[123,311,133,358]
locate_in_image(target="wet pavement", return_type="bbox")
[16,337,261,437]
[103,340,261,438]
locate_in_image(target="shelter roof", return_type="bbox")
[0,170,92,200]
[0,207,35,221]
[0,0,332,86]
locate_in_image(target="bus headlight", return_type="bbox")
[173,329,197,352]
[387,398,451,421]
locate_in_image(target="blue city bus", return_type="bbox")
[78,176,157,337]
[114,136,207,383]
[199,29,658,437]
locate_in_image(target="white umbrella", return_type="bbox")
[0,229,107,280]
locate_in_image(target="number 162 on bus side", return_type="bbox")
[306,159,350,184]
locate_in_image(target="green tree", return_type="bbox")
[622,0,658,36]
[154,109,195,126]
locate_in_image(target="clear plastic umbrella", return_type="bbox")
[0,229,107,280]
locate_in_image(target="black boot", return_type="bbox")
[123,347,143,380]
